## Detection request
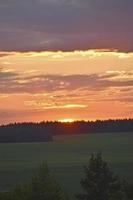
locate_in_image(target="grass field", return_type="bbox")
[0,132,132,199]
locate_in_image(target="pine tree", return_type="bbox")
[29,162,67,200]
[76,153,126,200]
[2,162,68,200]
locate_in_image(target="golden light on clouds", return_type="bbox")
[0,49,133,124]
[0,50,133,76]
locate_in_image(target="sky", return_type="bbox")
[0,0,133,124]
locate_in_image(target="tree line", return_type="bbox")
[0,123,53,143]
[0,119,132,143]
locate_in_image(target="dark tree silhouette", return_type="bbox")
[1,162,68,200]
[0,123,53,143]
[0,119,132,143]
[75,153,127,200]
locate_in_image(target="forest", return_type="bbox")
[0,119,133,143]
[0,119,132,143]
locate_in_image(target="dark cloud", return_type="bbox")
[0,52,14,57]
[0,0,132,51]
[0,71,133,94]
[0,68,17,80]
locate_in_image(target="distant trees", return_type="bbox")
[0,162,68,200]
[75,153,133,200]
[0,123,53,143]
[0,119,133,143]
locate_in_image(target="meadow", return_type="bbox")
[0,132,132,199]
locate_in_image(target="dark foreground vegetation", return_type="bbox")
[0,162,68,200]
[0,119,133,143]
[0,154,132,200]
[76,153,133,200]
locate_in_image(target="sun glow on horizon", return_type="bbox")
[58,118,75,123]
[0,49,133,124]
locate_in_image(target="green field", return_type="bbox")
[0,133,133,199]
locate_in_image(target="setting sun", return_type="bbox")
[58,118,75,123]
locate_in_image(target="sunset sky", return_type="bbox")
[0,0,133,124]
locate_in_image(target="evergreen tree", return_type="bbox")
[76,153,126,200]
[29,162,67,200]
[1,162,68,200]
